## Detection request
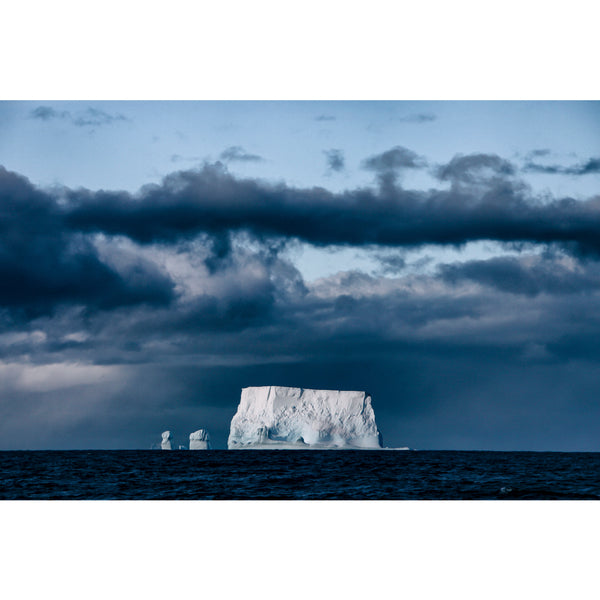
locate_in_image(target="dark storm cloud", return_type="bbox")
[219,146,264,162]
[362,145,426,172]
[435,153,516,183]
[61,159,600,257]
[29,106,129,127]
[397,113,436,123]
[0,167,174,317]
[324,149,345,173]
[0,152,597,347]
[4,150,600,316]
[439,255,600,297]
[523,156,600,176]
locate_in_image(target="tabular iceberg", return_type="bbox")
[228,386,383,449]
[189,429,211,450]
[161,430,173,450]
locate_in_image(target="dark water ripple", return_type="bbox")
[1,450,599,500]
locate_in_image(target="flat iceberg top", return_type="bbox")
[228,386,382,449]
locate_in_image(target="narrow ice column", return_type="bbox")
[189,429,211,450]
[161,430,173,450]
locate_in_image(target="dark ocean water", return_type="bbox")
[1,450,599,500]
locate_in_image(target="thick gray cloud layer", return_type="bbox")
[2,147,600,450]
[0,167,174,317]
[439,254,600,297]
[58,159,600,257]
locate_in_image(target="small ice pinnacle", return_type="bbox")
[189,429,211,450]
[161,430,173,450]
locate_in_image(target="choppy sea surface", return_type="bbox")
[1,450,599,500]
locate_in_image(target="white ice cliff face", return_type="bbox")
[228,386,383,449]
[161,430,173,450]
[189,429,211,450]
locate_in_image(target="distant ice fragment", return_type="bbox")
[189,429,211,450]
[228,386,383,449]
[161,430,173,450]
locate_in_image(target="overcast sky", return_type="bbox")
[1,100,600,449]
